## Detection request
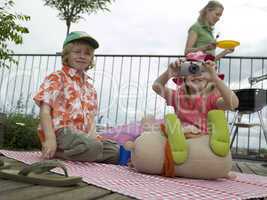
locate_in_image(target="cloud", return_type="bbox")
[10,0,267,56]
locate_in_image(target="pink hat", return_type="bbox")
[186,51,215,62]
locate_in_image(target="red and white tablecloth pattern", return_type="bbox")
[1,150,267,200]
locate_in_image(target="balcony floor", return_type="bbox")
[0,155,266,200]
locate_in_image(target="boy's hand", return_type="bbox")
[42,136,57,159]
[167,59,181,77]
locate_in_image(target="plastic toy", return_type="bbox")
[125,110,233,179]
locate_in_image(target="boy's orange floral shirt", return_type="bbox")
[33,65,98,142]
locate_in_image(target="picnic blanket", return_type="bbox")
[1,150,267,200]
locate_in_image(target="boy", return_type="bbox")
[34,31,119,164]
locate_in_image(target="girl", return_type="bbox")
[152,59,239,139]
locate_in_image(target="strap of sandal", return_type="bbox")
[18,160,69,177]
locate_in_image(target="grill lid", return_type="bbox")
[234,88,267,112]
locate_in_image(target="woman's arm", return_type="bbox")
[40,103,57,159]
[215,48,234,61]
[184,31,216,55]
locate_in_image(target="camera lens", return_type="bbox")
[188,64,200,74]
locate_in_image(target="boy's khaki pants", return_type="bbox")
[55,128,119,164]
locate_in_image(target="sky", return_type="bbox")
[11,0,267,56]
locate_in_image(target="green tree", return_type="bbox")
[0,0,30,68]
[43,0,114,35]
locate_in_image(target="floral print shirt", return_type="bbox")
[33,65,98,142]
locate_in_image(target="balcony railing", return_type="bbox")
[0,54,266,160]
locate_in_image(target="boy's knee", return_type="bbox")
[70,136,103,161]
[56,129,104,161]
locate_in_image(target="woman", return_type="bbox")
[185,1,234,61]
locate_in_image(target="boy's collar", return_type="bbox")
[62,65,91,80]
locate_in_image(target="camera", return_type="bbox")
[179,61,206,76]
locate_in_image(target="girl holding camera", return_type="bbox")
[152,59,238,139]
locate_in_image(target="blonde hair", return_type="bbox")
[198,1,224,24]
[62,40,95,70]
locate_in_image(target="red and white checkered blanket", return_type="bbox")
[1,150,267,200]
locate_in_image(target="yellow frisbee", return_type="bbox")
[216,40,240,49]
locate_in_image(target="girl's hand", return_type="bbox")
[201,60,218,82]
[167,59,182,77]
[42,137,57,159]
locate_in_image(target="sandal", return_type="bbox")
[0,160,82,187]
[0,158,11,169]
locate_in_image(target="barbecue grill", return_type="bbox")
[230,88,267,149]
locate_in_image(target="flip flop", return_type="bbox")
[0,159,11,169]
[0,160,82,187]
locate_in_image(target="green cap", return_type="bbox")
[63,31,99,49]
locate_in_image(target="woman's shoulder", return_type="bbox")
[189,22,202,32]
